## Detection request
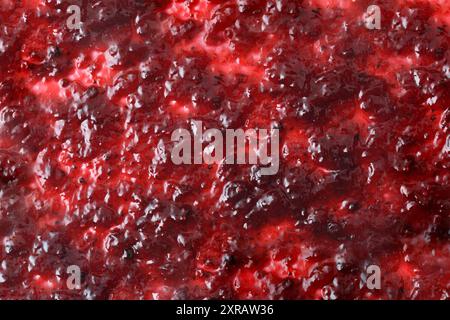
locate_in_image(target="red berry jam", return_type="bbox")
[0,0,448,299]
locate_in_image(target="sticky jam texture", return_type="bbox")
[0,0,449,300]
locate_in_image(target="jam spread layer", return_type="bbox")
[0,0,448,299]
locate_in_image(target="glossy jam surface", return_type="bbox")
[0,0,449,299]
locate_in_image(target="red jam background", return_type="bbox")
[0,0,449,300]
